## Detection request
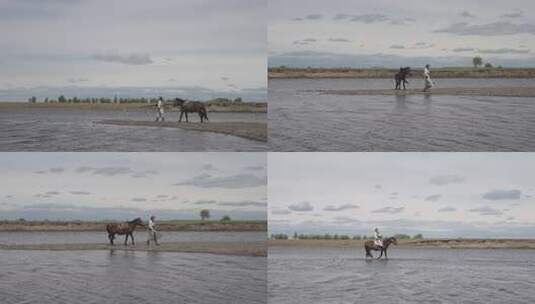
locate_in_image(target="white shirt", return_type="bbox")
[374,231,382,240]
[424,67,430,78]
[148,219,156,231]
[157,100,164,112]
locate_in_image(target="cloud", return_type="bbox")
[460,11,475,18]
[371,206,404,214]
[349,14,388,24]
[434,22,535,36]
[218,201,266,207]
[375,184,382,189]
[131,170,159,178]
[67,77,89,84]
[429,175,465,186]
[305,14,322,20]
[271,209,291,215]
[34,167,64,174]
[452,47,475,52]
[323,204,360,211]
[438,206,456,212]
[91,52,153,65]
[24,203,77,210]
[293,38,317,45]
[288,202,313,212]
[501,12,523,19]
[328,38,351,42]
[131,198,147,202]
[303,38,317,42]
[425,194,442,202]
[331,216,359,224]
[468,206,503,216]
[70,191,91,195]
[174,173,266,189]
[244,166,264,171]
[201,164,218,171]
[482,189,522,200]
[390,44,405,49]
[478,48,530,54]
[194,200,217,205]
[92,167,133,176]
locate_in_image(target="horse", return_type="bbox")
[106,217,145,246]
[394,67,411,90]
[364,236,397,259]
[174,98,209,123]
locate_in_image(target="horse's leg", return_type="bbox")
[185,112,189,122]
[109,233,114,245]
[385,249,388,260]
[377,249,383,259]
[131,233,135,245]
[199,112,203,123]
[179,111,183,122]
[124,234,129,246]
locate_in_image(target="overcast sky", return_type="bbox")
[269,153,535,238]
[269,0,535,68]
[0,0,266,101]
[0,153,266,221]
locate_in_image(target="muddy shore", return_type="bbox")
[269,67,535,79]
[97,119,267,142]
[0,101,267,113]
[270,239,535,249]
[317,86,535,97]
[0,241,266,257]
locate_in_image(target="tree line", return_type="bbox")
[28,96,244,104]
[270,233,424,240]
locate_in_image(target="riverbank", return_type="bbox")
[0,220,267,232]
[318,86,535,97]
[97,119,267,142]
[0,241,266,256]
[0,101,267,113]
[269,239,535,249]
[269,67,535,79]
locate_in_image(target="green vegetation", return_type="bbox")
[472,56,483,68]
[220,215,232,223]
[200,209,210,221]
[27,96,248,104]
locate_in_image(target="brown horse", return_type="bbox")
[106,217,144,246]
[364,236,397,259]
[394,67,411,90]
[174,98,209,123]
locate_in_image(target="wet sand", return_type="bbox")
[318,86,535,97]
[0,241,266,256]
[270,239,535,249]
[269,67,535,79]
[97,119,267,142]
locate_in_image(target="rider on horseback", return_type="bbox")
[374,227,383,249]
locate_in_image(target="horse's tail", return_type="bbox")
[201,107,208,120]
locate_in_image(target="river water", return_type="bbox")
[0,249,266,304]
[269,246,535,304]
[0,108,266,151]
[269,78,535,151]
[0,231,266,245]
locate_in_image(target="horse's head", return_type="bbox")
[174,98,186,107]
[130,217,144,226]
[389,236,398,245]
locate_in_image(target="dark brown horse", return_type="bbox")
[394,67,411,90]
[364,236,397,259]
[106,217,144,246]
[174,98,209,123]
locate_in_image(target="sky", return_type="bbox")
[268,153,535,238]
[0,153,266,221]
[269,0,535,68]
[0,0,267,101]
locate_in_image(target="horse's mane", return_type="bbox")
[128,217,141,224]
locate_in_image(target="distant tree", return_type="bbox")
[28,96,37,103]
[484,62,493,68]
[413,233,423,239]
[234,97,242,102]
[293,232,298,239]
[200,209,210,221]
[220,215,231,222]
[58,95,67,103]
[44,97,49,103]
[394,233,411,239]
[473,56,483,68]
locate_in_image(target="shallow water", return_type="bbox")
[269,78,535,151]
[269,247,535,304]
[0,231,265,245]
[0,108,267,151]
[0,249,266,304]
